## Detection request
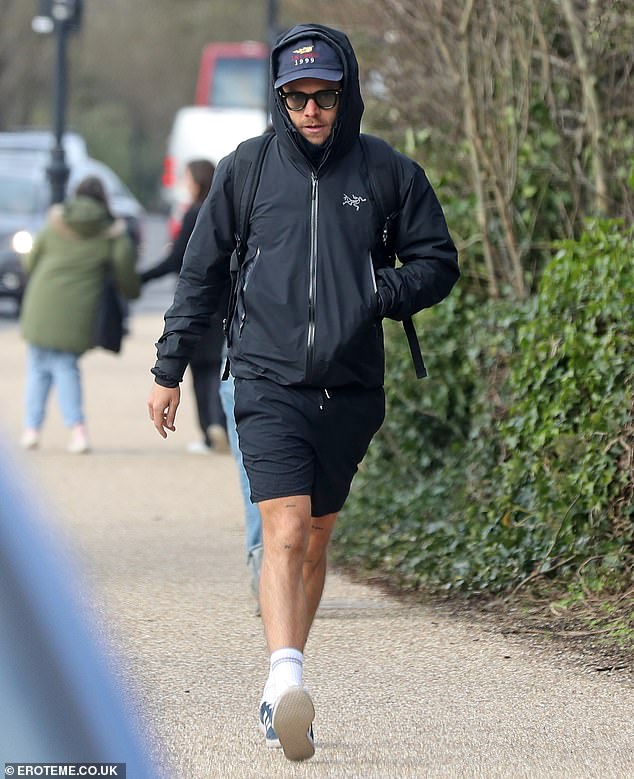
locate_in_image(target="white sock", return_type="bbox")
[264,648,304,701]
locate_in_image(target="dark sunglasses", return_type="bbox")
[279,89,341,111]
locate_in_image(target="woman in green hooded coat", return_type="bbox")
[20,176,140,453]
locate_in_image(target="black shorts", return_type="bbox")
[233,378,385,517]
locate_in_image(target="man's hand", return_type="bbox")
[147,384,181,438]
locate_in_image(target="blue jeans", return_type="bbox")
[219,372,262,560]
[24,345,84,429]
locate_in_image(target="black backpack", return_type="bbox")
[222,132,426,380]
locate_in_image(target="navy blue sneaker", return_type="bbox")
[272,686,315,761]
[259,700,281,748]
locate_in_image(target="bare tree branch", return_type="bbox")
[559,0,609,214]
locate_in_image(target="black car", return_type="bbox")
[0,167,48,314]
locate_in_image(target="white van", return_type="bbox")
[161,106,268,236]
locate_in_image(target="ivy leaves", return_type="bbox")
[334,219,633,594]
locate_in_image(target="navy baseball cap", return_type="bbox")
[274,38,343,89]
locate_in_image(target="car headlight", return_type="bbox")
[12,230,34,254]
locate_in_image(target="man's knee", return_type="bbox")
[260,496,312,558]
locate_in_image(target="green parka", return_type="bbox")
[20,196,140,355]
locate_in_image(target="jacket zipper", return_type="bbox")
[368,250,378,292]
[306,172,318,377]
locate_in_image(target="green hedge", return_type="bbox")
[333,219,633,594]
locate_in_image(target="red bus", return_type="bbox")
[194,41,269,111]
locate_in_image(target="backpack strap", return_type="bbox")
[222,133,274,379]
[402,318,427,379]
[232,133,275,260]
[360,134,399,263]
[360,135,427,379]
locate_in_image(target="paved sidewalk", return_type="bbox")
[1,314,633,778]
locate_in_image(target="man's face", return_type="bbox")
[280,78,341,146]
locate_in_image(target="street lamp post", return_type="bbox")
[266,0,279,117]
[32,0,82,205]
[267,0,279,49]
[48,17,69,205]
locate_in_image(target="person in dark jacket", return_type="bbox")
[148,24,459,761]
[21,176,139,453]
[141,159,228,453]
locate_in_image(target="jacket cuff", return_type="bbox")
[150,366,180,388]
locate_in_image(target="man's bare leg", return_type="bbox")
[258,497,337,651]
[258,494,313,652]
[303,512,337,647]
[257,497,336,761]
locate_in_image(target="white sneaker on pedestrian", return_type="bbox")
[186,440,212,454]
[67,425,90,454]
[20,429,39,450]
[259,690,315,752]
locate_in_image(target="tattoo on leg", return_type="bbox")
[312,524,324,531]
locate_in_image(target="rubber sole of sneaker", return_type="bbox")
[272,686,315,761]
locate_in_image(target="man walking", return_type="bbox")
[148,23,459,762]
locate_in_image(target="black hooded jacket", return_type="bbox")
[152,23,459,389]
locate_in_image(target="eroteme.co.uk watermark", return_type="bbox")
[4,766,125,777]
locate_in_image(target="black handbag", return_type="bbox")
[93,270,124,353]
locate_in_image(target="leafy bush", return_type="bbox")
[482,219,633,581]
[333,287,524,591]
[333,219,633,594]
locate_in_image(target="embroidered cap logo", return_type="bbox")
[292,45,318,68]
